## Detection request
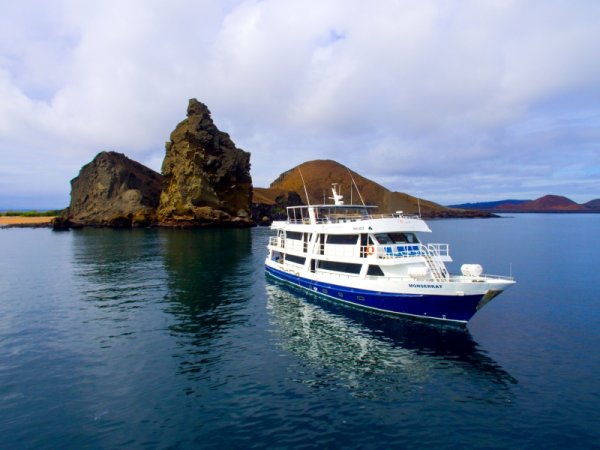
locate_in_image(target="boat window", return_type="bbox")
[374,233,393,244]
[367,265,385,276]
[318,260,362,274]
[326,234,359,245]
[375,233,419,244]
[285,254,306,265]
[286,231,302,240]
[389,232,419,244]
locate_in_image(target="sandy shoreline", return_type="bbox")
[0,216,55,226]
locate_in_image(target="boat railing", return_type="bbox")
[286,212,422,225]
[372,243,449,259]
[450,273,515,281]
[268,238,451,261]
[426,243,449,257]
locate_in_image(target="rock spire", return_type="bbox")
[157,99,252,226]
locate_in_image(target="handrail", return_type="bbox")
[423,244,449,281]
[268,238,452,262]
[286,212,422,224]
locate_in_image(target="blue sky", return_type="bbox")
[1,0,599,209]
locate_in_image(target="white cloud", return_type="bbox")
[1,0,599,208]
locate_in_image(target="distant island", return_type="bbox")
[450,195,600,213]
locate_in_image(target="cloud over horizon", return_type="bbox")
[1,0,599,208]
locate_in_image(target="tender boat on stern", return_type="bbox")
[265,185,515,325]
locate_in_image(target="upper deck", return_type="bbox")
[274,204,432,233]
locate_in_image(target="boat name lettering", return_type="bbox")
[408,283,442,289]
[352,226,365,230]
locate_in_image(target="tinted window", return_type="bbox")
[326,234,359,245]
[376,233,419,244]
[286,254,306,265]
[389,232,419,244]
[367,265,385,276]
[319,261,362,274]
[374,233,393,244]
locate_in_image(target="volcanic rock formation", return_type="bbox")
[157,99,252,226]
[57,151,163,228]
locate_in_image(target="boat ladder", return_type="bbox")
[423,250,449,282]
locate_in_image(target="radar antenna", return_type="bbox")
[329,183,344,205]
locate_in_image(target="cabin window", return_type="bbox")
[389,232,419,244]
[286,231,302,240]
[318,260,362,274]
[285,254,306,265]
[374,233,393,244]
[367,265,385,276]
[375,233,419,244]
[326,234,359,245]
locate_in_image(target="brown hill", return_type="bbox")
[497,195,588,212]
[254,160,492,219]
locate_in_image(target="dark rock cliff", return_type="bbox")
[56,151,163,228]
[157,99,253,227]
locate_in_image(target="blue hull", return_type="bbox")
[265,265,485,324]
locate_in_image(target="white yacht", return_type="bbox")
[265,185,515,325]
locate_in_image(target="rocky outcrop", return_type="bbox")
[252,160,495,219]
[56,151,163,228]
[157,99,252,227]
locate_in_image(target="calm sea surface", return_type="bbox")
[1,214,599,449]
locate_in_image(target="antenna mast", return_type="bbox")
[346,168,366,206]
[298,167,311,206]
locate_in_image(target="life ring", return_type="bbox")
[366,245,375,255]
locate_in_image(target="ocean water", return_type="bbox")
[0,214,599,449]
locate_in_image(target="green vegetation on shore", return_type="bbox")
[1,210,62,217]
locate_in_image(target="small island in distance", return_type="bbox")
[450,195,600,213]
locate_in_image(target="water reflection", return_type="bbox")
[71,228,254,384]
[160,229,253,381]
[266,280,516,400]
[72,228,167,311]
